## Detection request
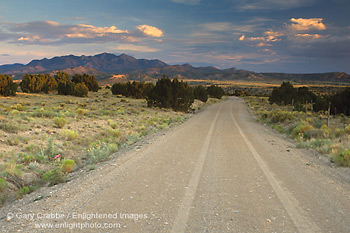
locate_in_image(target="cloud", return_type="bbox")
[0,21,163,45]
[136,25,164,37]
[295,34,325,39]
[240,30,283,42]
[236,0,315,11]
[171,0,200,5]
[288,18,326,31]
[256,42,272,47]
[115,44,159,52]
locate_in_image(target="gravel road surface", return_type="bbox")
[1,97,349,232]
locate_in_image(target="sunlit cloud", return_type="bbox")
[0,21,164,45]
[295,33,325,39]
[256,42,272,47]
[288,18,326,31]
[136,25,164,37]
[240,30,283,42]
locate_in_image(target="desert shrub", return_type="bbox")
[270,124,284,133]
[345,125,350,134]
[107,119,118,129]
[8,110,20,117]
[0,178,8,192]
[291,122,314,139]
[43,137,57,161]
[42,167,66,186]
[307,129,325,139]
[16,186,30,199]
[21,155,35,165]
[0,121,20,133]
[62,159,76,173]
[5,161,22,178]
[54,117,67,128]
[335,128,345,137]
[76,108,85,116]
[270,110,294,123]
[85,143,114,164]
[331,149,350,167]
[28,161,39,170]
[61,129,79,141]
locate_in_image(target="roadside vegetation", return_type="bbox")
[0,73,223,206]
[245,82,350,168]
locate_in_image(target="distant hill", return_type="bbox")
[0,52,349,83]
[0,53,167,78]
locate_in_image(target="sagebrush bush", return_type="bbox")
[61,129,79,141]
[270,110,294,123]
[85,143,117,164]
[291,122,314,139]
[76,108,85,116]
[54,117,67,128]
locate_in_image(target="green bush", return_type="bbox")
[43,167,66,186]
[331,149,350,167]
[54,117,67,128]
[16,186,30,199]
[62,159,76,173]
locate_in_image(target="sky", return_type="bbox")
[0,0,349,73]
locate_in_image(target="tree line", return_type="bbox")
[269,82,350,116]
[0,72,99,97]
[111,75,225,112]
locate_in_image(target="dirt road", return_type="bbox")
[1,97,349,232]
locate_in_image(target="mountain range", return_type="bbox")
[1,52,349,83]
